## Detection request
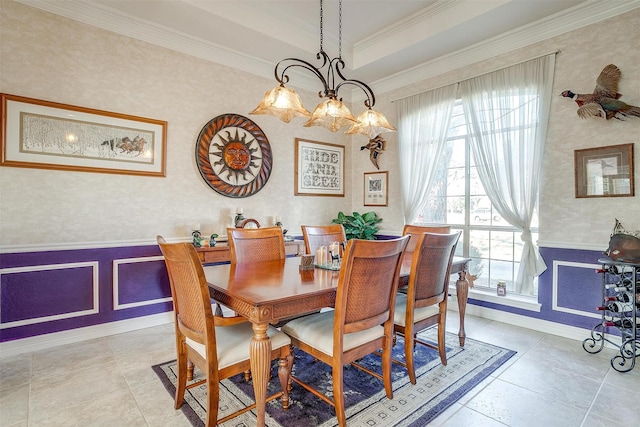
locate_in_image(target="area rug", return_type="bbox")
[152,329,516,427]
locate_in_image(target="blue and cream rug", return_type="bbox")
[152,329,516,426]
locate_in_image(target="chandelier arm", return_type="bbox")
[334,79,376,109]
[274,54,331,94]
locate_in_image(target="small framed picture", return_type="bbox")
[574,143,634,198]
[364,171,388,206]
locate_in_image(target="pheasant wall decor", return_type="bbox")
[360,135,386,169]
[560,64,640,120]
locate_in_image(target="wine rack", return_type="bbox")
[582,258,640,372]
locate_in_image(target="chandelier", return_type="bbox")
[250,0,396,138]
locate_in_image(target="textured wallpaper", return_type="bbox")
[0,1,355,247]
[1,1,638,250]
[378,8,640,249]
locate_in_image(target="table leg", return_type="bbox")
[250,322,271,427]
[456,271,469,347]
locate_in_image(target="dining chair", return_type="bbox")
[227,226,286,263]
[301,224,347,256]
[398,224,452,288]
[281,235,410,427]
[393,231,460,384]
[156,236,293,427]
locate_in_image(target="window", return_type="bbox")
[419,101,539,297]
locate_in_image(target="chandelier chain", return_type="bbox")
[320,0,324,52]
[338,0,342,59]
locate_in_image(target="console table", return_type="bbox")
[195,240,305,264]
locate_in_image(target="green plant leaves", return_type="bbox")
[331,211,381,240]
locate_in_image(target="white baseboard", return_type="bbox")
[0,302,605,358]
[448,295,592,343]
[0,312,173,358]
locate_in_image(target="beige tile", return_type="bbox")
[29,360,129,422]
[29,386,147,427]
[497,355,602,409]
[602,361,640,390]
[0,383,29,426]
[31,337,114,380]
[465,378,587,426]
[0,353,31,390]
[588,381,640,423]
[440,406,508,426]
[131,376,191,426]
[469,321,545,355]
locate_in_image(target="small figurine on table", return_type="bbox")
[209,233,219,247]
[192,230,203,247]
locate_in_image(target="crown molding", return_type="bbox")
[367,0,640,100]
[16,0,640,101]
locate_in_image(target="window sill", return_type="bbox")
[449,285,541,312]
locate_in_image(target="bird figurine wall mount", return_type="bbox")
[361,135,386,169]
[560,64,640,120]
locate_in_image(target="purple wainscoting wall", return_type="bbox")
[0,245,172,343]
[465,246,604,331]
[0,241,608,345]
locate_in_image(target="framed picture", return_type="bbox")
[364,171,388,206]
[574,143,634,198]
[294,138,344,197]
[1,93,167,177]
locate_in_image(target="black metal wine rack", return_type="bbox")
[582,258,639,372]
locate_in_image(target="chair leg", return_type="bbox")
[437,306,447,365]
[244,370,251,382]
[278,347,294,410]
[205,367,219,427]
[175,352,188,409]
[187,359,194,381]
[381,338,394,399]
[332,362,347,427]
[404,328,417,384]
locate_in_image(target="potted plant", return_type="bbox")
[331,211,382,240]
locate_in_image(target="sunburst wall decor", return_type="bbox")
[195,113,272,198]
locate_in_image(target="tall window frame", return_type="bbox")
[418,100,539,297]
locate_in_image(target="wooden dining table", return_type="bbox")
[203,255,470,426]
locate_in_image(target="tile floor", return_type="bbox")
[1,312,639,426]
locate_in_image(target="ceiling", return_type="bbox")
[18,0,640,98]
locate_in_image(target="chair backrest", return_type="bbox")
[156,236,216,352]
[334,236,409,336]
[227,226,286,263]
[301,224,347,256]
[402,224,452,263]
[407,232,460,308]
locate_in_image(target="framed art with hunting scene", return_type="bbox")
[0,93,167,177]
[574,143,634,198]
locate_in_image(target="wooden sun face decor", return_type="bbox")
[195,114,272,198]
[361,135,386,169]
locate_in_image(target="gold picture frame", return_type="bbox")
[574,143,634,198]
[294,138,344,197]
[364,171,388,206]
[1,93,167,177]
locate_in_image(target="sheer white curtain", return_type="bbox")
[396,84,458,224]
[460,54,555,295]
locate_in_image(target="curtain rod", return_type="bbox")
[391,50,559,103]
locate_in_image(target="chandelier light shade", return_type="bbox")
[250,84,311,123]
[304,98,357,132]
[345,108,397,139]
[250,0,395,138]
